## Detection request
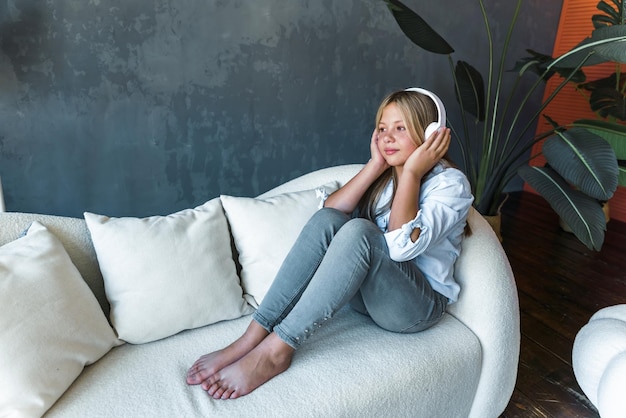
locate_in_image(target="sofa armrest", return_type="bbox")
[447,208,520,418]
[573,304,626,418]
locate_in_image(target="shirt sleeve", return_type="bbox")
[383,169,473,262]
[316,186,331,209]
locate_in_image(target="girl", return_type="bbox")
[186,88,474,400]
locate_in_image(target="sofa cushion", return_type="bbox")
[0,212,109,316]
[84,198,254,344]
[0,222,118,418]
[221,182,339,307]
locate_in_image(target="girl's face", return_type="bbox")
[377,102,419,167]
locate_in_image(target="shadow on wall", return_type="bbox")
[0,1,562,217]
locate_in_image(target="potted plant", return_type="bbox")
[383,0,626,249]
[517,0,626,250]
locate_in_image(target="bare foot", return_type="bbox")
[186,321,268,388]
[204,332,294,399]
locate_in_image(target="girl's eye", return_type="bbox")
[397,126,406,131]
[378,127,386,133]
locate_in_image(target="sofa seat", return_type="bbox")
[46,308,480,418]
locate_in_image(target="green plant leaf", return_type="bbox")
[572,119,626,159]
[590,88,626,119]
[579,73,626,120]
[552,25,626,68]
[542,128,618,200]
[619,162,626,186]
[518,165,607,251]
[455,61,486,121]
[383,0,454,55]
[512,49,586,83]
[592,0,625,28]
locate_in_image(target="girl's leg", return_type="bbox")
[252,208,351,332]
[187,208,349,388]
[274,218,447,348]
[198,216,381,399]
[354,258,447,334]
[192,213,446,398]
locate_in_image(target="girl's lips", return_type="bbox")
[384,149,398,155]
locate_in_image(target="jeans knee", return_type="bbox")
[334,219,384,249]
[311,207,350,227]
[342,218,379,236]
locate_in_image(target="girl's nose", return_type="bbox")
[381,132,393,143]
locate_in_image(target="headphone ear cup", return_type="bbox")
[424,122,439,140]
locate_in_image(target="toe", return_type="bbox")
[201,378,215,391]
[222,388,236,399]
[186,368,201,384]
[206,382,219,396]
[212,386,226,399]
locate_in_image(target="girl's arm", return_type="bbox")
[324,129,389,213]
[388,128,451,242]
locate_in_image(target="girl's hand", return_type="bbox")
[403,128,451,179]
[369,128,390,171]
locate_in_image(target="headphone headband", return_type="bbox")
[404,87,446,140]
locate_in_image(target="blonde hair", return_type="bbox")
[357,89,449,221]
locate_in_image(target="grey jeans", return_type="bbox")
[252,208,447,349]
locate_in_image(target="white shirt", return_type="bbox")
[319,163,473,303]
[375,163,473,303]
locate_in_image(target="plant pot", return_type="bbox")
[483,213,503,242]
[481,193,508,242]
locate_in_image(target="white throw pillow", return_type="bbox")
[84,198,253,344]
[0,222,118,418]
[221,182,339,307]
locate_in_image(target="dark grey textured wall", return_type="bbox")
[0,0,562,217]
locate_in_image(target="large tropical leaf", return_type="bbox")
[589,87,626,119]
[552,25,626,69]
[518,165,607,251]
[383,0,454,55]
[512,49,586,83]
[592,0,625,28]
[542,128,618,200]
[572,119,626,159]
[579,73,626,120]
[455,61,485,121]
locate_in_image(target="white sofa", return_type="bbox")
[573,304,626,418]
[0,164,519,418]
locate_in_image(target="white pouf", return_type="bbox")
[573,304,626,418]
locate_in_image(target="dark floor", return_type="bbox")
[498,191,626,418]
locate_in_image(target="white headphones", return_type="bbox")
[404,87,446,140]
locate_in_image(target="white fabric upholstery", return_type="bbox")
[447,209,520,418]
[0,164,520,418]
[573,304,626,418]
[46,309,481,418]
